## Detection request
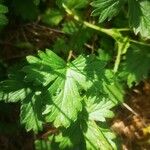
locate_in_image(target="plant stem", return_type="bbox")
[63,4,131,73]
[63,4,121,39]
[67,50,73,61]
[113,38,130,73]
[117,28,130,32]
[113,45,122,73]
[122,102,138,116]
[130,39,150,47]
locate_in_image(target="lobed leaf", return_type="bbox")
[91,0,125,22]
[128,0,150,38]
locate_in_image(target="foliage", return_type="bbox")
[0,2,8,27]
[92,0,150,38]
[0,0,150,149]
[0,50,122,149]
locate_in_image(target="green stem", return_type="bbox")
[117,28,131,32]
[83,21,115,38]
[63,4,120,39]
[130,39,150,47]
[63,4,131,73]
[113,45,122,73]
[113,38,130,73]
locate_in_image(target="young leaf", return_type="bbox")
[91,0,125,22]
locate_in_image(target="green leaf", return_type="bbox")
[23,49,118,132]
[55,122,83,149]
[102,70,125,104]
[23,50,66,86]
[42,52,105,128]
[103,80,124,104]
[124,44,150,87]
[25,50,88,128]
[0,4,8,26]
[87,97,115,122]
[44,67,82,127]
[128,0,150,38]
[0,86,31,102]
[0,72,31,102]
[0,4,8,13]
[35,136,53,150]
[62,21,79,35]
[98,123,120,150]
[41,9,64,26]
[83,121,117,150]
[91,0,125,22]
[20,93,43,133]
